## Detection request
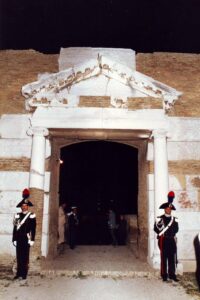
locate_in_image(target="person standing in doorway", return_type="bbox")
[58,203,67,252]
[12,188,36,280]
[108,207,118,246]
[67,206,79,249]
[154,191,179,282]
[118,215,128,245]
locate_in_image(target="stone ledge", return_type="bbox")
[40,269,160,278]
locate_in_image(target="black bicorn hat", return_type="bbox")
[159,191,176,210]
[16,188,33,207]
[159,202,176,210]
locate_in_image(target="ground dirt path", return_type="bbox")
[0,275,199,300]
[2,246,199,300]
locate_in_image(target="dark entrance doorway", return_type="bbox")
[59,141,138,245]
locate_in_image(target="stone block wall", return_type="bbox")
[0,114,51,270]
[0,115,31,269]
[147,118,200,270]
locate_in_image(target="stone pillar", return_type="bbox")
[27,127,49,189]
[27,127,49,272]
[152,129,169,268]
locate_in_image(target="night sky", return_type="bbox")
[1,0,200,54]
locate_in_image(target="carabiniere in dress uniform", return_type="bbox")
[12,188,36,280]
[154,191,179,282]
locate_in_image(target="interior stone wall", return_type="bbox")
[137,141,149,258]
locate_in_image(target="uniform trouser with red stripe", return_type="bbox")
[158,236,177,279]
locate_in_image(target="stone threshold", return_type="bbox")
[40,269,159,278]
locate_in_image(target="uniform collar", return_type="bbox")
[164,213,171,217]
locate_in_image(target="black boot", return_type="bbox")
[162,275,168,282]
[169,275,179,282]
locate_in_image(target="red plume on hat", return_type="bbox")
[159,191,176,210]
[22,188,30,199]
[168,191,175,198]
[16,188,33,207]
[168,191,175,204]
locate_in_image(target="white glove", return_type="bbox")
[28,240,34,246]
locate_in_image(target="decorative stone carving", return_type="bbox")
[27,127,49,137]
[22,54,182,111]
[152,128,168,139]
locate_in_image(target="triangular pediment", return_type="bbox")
[22,54,182,111]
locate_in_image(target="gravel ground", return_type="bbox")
[1,246,199,300]
[0,274,199,300]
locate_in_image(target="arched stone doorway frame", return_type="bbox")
[28,108,170,269]
[47,128,150,259]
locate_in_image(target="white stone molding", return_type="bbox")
[27,127,49,137]
[30,106,169,130]
[27,127,49,189]
[151,129,169,267]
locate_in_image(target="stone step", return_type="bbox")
[40,269,159,278]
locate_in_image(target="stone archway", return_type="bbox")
[47,129,150,260]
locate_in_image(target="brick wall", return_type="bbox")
[0,50,58,115]
[0,158,30,171]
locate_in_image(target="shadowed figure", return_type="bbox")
[194,233,200,290]
[67,206,79,249]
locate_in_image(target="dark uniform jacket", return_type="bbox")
[13,212,36,243]
[154,214,178,238]
[68,213,79,229]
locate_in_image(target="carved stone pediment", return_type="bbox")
[22,54,182,111]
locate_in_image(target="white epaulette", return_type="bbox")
[174,217,178,222]
[14,213,20,219]
[155,216,161,223]
[30,213,36,218]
